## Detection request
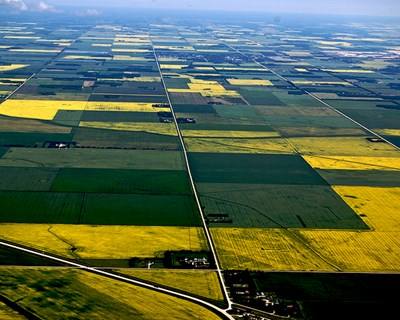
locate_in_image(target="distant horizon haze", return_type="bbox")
[0,0,399,17]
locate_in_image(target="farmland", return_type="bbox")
[0,267,221,320]
[0,9,400,320]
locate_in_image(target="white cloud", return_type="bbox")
[75,8,102,17]
[0,0,28,11]
[0,0,56,12]
[36,1,55,12]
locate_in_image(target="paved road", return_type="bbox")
[151,41,233,310]
[223,41,400,153]
[0,240,234,320]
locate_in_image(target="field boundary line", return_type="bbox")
[150,39,232,310]
[222,42,400,152]
[0,240,234,320]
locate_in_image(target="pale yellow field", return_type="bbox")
[292,80,352,86]
[333,186,400,231]
[182,129,280,138]
[185,137,295,154]
[289,136,400,157]
[194,66,214,71]
[227,79,273,86]
[0,64,28,72]
[211,227,335,271]
[155,45,194,51]
[111,48,150,53]
[212,226,400,272]
[375,129,400,136]
[169,79,239,97]
[298,230,400,272]
[92,43,112,47]
[215,67,268,72]
[303,155,400,171]
[63,55,112,60]
[0,224,208,259]
[99,76,160,82]
[9,49,61,53]
[0,100,168,120]
[316,40,352,46]
[0,268,221,320]
[118,269,224,301]
[322,69,374,73]
[81,272,222,320]
[113,55,151,61]
[79,121,177,136]
[86,101,169,112]
[0,301,25,320]
[160,64,188,69]
[3,36,40,40]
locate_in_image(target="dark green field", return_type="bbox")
[189,152,328,185]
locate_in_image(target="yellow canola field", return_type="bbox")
[194,66,214,71]
[160,64,188,69]
[113,55,151,61]
[155,45,195,51]
[0,224,207,259]
[292,80,352,86]
[211,227,335,271]
[111,48,150,53]
[303,155,400,171]
[375,129,400,136]
[333,186,400,231]
[0,99,87,120]
[322,69,374,73]
[0,301,25,320]
[79,121,177,136]
[289,136,399,157]
[79,272,222,320]
[0,64,28,72]
[212,226,400,272]
[119,269,224,302]
[185,137,295,154]
[92,43,112,47]
[99,76,161,82]
[0,100,168,120]
[9,49,61,53]
[63,55,112,60]
[215,67,268,72]
[169,79,239,97]
[298,230,400,272]
[227,79,273,86]
[182,130,280,138]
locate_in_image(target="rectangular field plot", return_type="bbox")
[198,183,367,229]
[0,148,185,170]
[72,127,181,150]
[0,191,200,226]
[315,169,400,187]
[0,224,207,259]
[189,152,327,185]
[0,191,82,224]
[82,193,200,226]
[51,168,192,195]
[211,227,335,271]
[185,137,295,154]
[289,137,399,157]
[0,167,58,191]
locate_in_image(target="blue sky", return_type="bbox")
[1,0,399,16]
[53,0,400,16]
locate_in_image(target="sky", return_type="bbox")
[1,0,399,16]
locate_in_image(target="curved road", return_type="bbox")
[0,240,234,320]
